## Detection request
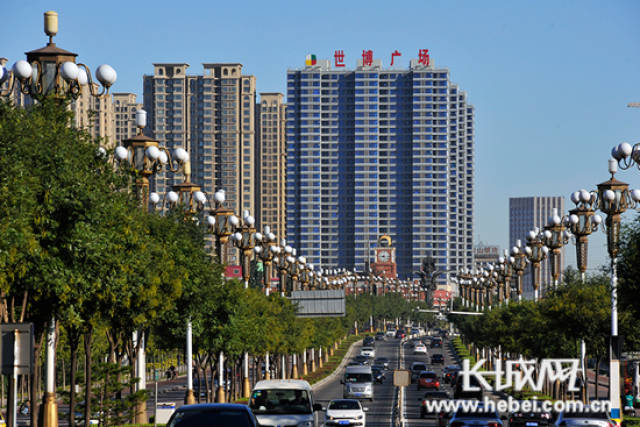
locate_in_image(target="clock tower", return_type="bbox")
[372,235,397,279]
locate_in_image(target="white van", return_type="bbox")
[249,379,322,426]
[342,365,374,401]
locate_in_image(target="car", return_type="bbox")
[431,354,445,364]
[414,343,428,354]
[418,390,450,418]
[354,355,370,365]
[250,379,323,427]
[509,400,552,427]
[553,409,614,427]
[343,365,374,401]
[411,327,420,335]
[371,366,386,383]
[447,402,504,427]
[386,328,396,337]
[431,338,443,348]
[324,399,368,426]
[360,346,376,358]
[374,357,390,369]
[375,331,385,341]
[363,336,375,347]
[167,403,258,427]
[410,362,428,382]
[417,371,440,390]
[443,365,461,384]
[395,330,406,339]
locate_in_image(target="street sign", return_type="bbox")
[289,290,345,317]
[393,369,411,387]
[0,323,34,375]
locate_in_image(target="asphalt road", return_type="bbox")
[313,337,399,427]
[402,335,458,427]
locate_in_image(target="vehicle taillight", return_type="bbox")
[435,381,440,387]
[609,422,618,427]
[422,400,427,406]
[488,422,500,427]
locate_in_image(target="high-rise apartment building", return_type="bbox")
[256,93,287,239]
[113,93,142,144]
[509,196,565,297]
[286,55,475,281]
[72,83,115,147]
[143,63,257,215]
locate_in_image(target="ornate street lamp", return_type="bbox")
[254,226,276,294]
[542,208,571,290]
[510,240,528,302]
[567,189,603,281]
[595,159,640,422]
[204,190,237,265]
[611,142,640,171]
[231,211,257,289]
[0,11,116,101]
[525,228,548,301]
[114,110,188,423]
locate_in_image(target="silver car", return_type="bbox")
[553,410,614,427]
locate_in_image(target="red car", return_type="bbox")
[417,371,440,390]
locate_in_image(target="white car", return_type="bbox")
[360,346,375,358]
[414,343,427,354]
[325,398,368,426]
[386,329,396,337]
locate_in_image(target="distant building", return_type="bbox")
[256,93,287,240]
[509,196,565,298]
[285,54,475,281]
[474,244,501,270]
[143,63,257,264]
[113,93,142,145]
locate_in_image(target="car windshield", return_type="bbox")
[345,373,373,383]
[376,358,388,363]
[249,389,312,415]
[412,364,427,371]
[362,347,373,351]
[420,372,436,379]
[168,408,253,427]
[328,400,360,410]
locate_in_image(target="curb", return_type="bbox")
[312,338,363,391]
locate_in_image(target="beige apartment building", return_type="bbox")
[113,92,142,145]
[143,63,257,263]
[72,83,115,148]
[256,93,287,240]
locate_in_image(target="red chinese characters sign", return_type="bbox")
[322,49,431,67]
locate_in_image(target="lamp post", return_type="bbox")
[596,159,640,423]
[1,14,117,427]
[525,229,548,301]
[542,208,571,290]
[0,11,116,102]
[254,226,276,294]
[115,110,188,423]
[150,168,206,407]
[567,189,603,281]
[232,211,256,290]
[511,240,528,302]
[611,142,640,171]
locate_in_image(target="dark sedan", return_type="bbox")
[167,403,257,427]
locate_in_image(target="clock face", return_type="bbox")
[378,250,391,263]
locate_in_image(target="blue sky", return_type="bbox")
[3,0,640,270]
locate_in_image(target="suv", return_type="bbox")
[375,331,385,341]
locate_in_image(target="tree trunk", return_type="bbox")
[68,329,80,427]
[83,327,93,427]
[30,329,44,427]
